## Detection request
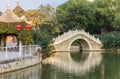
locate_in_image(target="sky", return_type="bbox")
[0,0,68,12]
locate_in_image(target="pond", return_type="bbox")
[0,51,120,79]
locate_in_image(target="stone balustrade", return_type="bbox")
[54,29,101,45]
[0,45,42,74]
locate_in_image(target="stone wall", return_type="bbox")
[0,56,41,74]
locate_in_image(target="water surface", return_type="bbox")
[0,51,120,79]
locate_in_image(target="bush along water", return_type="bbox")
[98,32,120,49]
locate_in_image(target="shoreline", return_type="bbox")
[0,56,41,74]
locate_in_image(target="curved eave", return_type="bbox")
[0,10,21,23]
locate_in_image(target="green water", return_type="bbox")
[0,52,120,79]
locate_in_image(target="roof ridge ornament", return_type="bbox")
[16,2,19,6]
[7,4,11,10]
[0,3,21,23]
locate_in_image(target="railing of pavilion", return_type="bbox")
[0,45,41,62]
[0,45,42,73]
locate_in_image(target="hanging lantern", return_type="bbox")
[25,25,31,30]
[16,25,22,30]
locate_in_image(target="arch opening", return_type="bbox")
[69,39,90,62]
[69,39,90,52]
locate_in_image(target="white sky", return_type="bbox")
[0,0,68,12]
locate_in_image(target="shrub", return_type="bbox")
[98,32,120,49]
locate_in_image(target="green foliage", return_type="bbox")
[70,51,83,62]
[21,29,34,45]
[37,19,61,38]
[93,0,116,31]
[0,23,18,34]
[32,5,61,37]
[56,0,95,33]
[32,29,53,56]
[31,5,61,56]
[113,13,120,30]
[99,32,120,49]
[0,23,33,45]
[56,0,120,34]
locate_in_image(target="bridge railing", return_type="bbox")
[54,30,73,41]
[0,45,41,61]
[76,30,101,44]
[53,29,101,45]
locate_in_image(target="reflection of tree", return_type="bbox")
[70,51,89,62]
[101,53,120,79]
[101,64,105,79]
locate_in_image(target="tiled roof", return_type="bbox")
[13,2,25,17]
[0,4,21,23]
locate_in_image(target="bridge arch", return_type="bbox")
[53,30,102,52]
[68,36,92,51]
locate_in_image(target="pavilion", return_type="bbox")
[0,4,32,47]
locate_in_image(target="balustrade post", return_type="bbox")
[75,29,77,33]
[36,45,37,51]
[19,41,22,57]
[5,46,8,60]
[29,44,32,56]
[82,29,84,32]
[97,37,99,40]
[64,32,65,34]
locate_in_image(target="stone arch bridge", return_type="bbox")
[53,30,102,52]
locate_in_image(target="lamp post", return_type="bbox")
[16,23,31,57]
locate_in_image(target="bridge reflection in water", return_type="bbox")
[43,51,102,76]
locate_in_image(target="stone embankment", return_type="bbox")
[0,56,41,74]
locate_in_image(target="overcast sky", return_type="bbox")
[0,0,68,12]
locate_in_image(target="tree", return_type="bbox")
[33,4,61,37]
[113,13,120,30]
[24,9,42,26]
[56,0,120,34]
[31,4,61,56]
[112,0,120,30]
[56,0,96,34]
[32,29,53,56]
[93,0,118,33]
